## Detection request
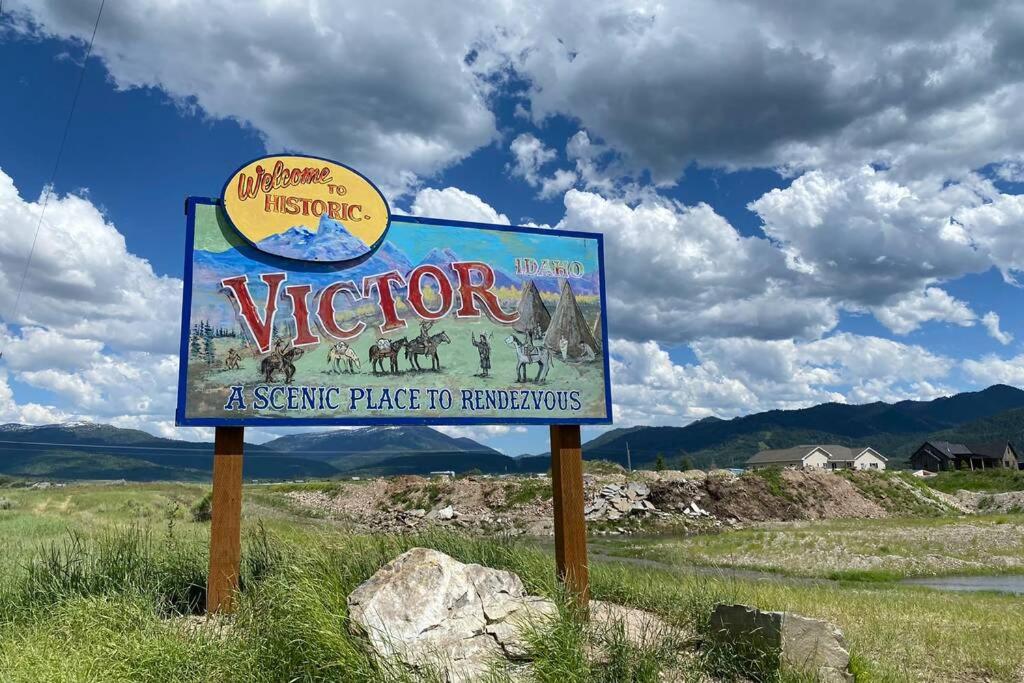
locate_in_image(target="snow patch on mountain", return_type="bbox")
[257,214,370,262]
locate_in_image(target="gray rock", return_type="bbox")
[626,481,650,498]
[610,497,632,513]
[436,505,456,521]
[485,596,558,658]
[688,502,709,516]
[709,604,853,683]
[348,548,556,682]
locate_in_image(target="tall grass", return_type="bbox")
[925,468,1024,494]
[0,526,771,682]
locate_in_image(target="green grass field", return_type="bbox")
[3,482,1024,681]
[594,514,1024,581]
[924,468,1024,494]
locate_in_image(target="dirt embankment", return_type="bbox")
[955,489,1024,514]
[659,469,887,522]
[281,468,960,536]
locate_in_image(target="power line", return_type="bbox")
[3,0,105,337]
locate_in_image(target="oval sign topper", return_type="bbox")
[221,154,391,264]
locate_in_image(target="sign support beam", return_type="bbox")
[207,425,244,613]
[549,424,590,610]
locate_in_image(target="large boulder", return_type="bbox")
[347,548,556,681]
[709,604,853,683]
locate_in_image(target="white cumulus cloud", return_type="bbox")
[982,312,1014,345]
[10,0,505,196]
[558,189,837,343]
[0,169,181,354]
[409,187,510,225]
[871,288,977,335]
[610,333,956,426]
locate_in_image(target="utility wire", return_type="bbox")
[3,0,105,341]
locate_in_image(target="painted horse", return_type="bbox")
[327,342,360,373]
[406,331,451,371]
[260,346,304,383]
[369,337,408,374]
[504,334,551,383]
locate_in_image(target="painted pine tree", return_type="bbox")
[202,320,216,364]
[189,324,203,358]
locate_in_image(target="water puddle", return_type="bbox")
[900,575,1024,595]
[590,552,1024,595]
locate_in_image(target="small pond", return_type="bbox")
[900,575,1024,595]
[588,551,1024,595]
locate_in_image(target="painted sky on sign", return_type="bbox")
[1,3,1024,456]
[388,221,598,272]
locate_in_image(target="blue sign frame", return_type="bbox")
[175,196,613,427]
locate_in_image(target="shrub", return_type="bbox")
[190,492,213,523]
[583,460,626,475]
[502,479,553,508]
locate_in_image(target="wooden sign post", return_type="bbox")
[550,424,590,609]
[207,425,244,613]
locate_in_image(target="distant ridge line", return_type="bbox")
[0,440,500,457]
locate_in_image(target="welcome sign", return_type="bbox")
[222,155,391,263]
[176,155,611,426]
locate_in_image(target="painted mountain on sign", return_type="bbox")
[414,248,520,288]
[257,214,370,262]
[531,271,600,296]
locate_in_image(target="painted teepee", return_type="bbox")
[591,311,603,352]
[543,280,601,360]
[513,280,551,335]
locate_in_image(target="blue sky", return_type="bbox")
[1,1,1023,455]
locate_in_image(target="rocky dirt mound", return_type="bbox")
[644,469,891,523]
[956,489,1024,514]
[282,469,962,537]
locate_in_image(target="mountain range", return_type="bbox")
[416,247,521,289]
[1,384,1022,480]
[257,214,369,262]
[0,423,543,481]
[574,384,1024,469]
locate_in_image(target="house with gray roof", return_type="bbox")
[909,440,1019,472]
[747,445,887,471]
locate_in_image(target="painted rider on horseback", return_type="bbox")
[525,322,544,355]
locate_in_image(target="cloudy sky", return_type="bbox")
[1,0,1023,454]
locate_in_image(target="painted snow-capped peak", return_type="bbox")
[257,214,369,262]
[418,246,461,266]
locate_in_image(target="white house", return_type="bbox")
[747,445,887,471]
